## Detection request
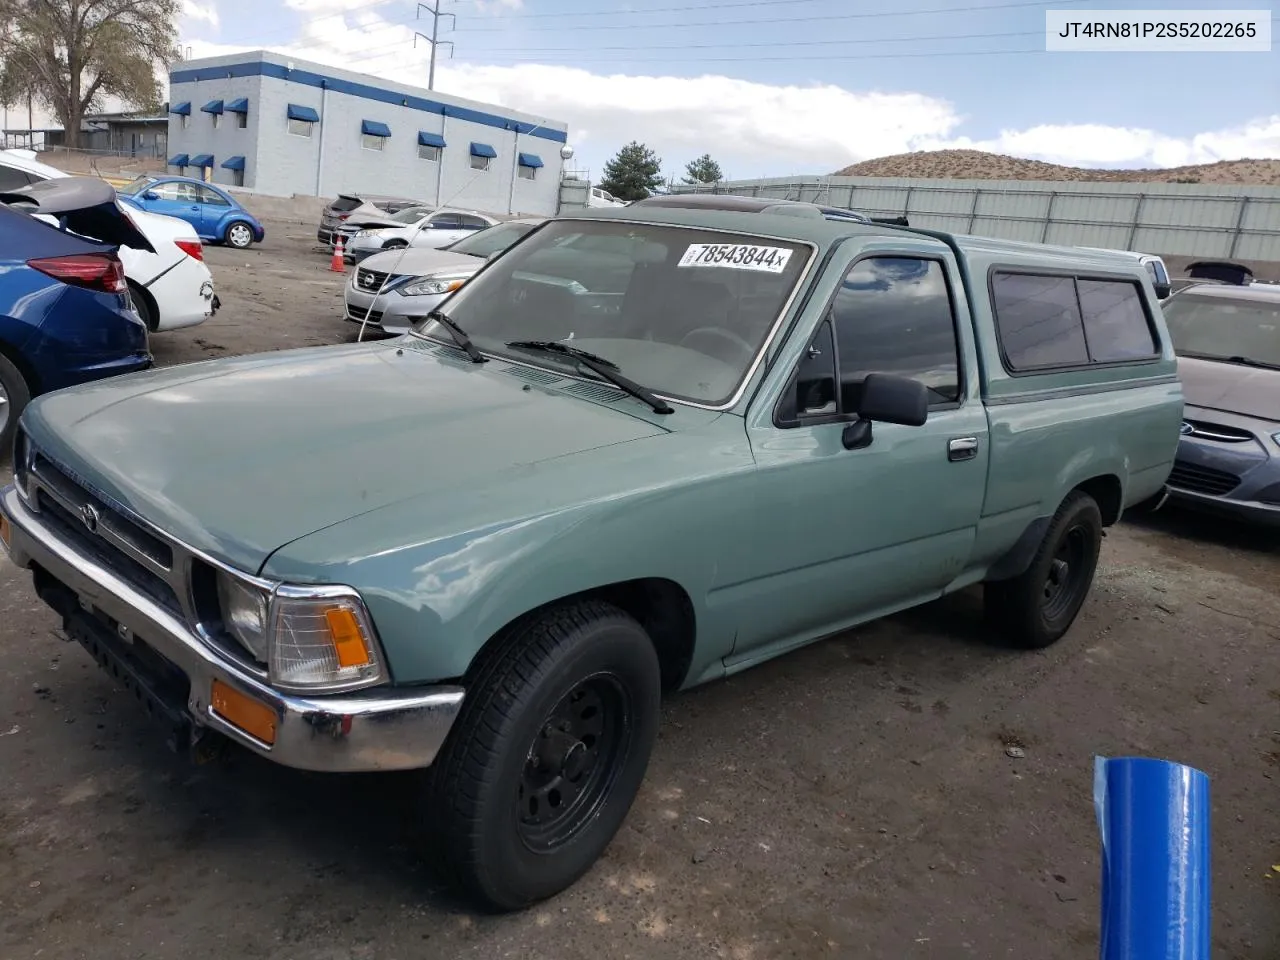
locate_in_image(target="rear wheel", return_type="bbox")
[225,221,254,249]
[984,491,1103,649]
[425,599,661,911]
[127,281,157,332]
[0,352,32,460]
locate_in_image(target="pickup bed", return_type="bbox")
[0,201,1183,911]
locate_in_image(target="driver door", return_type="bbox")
[727,247,989,664]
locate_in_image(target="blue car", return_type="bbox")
[0,177,153,453]
[117,175,265,249]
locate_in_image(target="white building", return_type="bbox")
[165,50,570,216]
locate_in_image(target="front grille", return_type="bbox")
[1168,459,1241,496]
[347,305,384,324]
[354,267,401,292]
[1184,419,1254,443]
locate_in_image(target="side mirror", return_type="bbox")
[842,373,929,450]
[1153,281,1171,299]
[143,191,159,201]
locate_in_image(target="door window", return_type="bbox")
[783,256,961,422]
[459,215,489,229]
[430,213,462,229]
[151,181,201,202]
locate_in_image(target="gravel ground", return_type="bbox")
[1,227,1278,960]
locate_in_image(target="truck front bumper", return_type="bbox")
[0,484,465,773]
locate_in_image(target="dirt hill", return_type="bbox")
[833,149,1280,185]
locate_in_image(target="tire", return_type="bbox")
[0,351,32,461]
[426,599,661,911]
[984,490,1103,649]
[225,221,254,249]
[127,281,157,332]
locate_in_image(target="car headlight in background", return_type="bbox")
[214,576,387,692]
[353,230,371,239]
[1271,430,1280,449]
[398,274,470,296]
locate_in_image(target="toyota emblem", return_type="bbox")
[1179,421,1194,436]
[79,503,101,534]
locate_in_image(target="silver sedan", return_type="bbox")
[343,218,543,335]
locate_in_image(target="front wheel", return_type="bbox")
[225,221,254,249]
[984,490,1103,649]
[425,600,661,911]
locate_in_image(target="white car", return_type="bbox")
[588,186,627,208]
[0,149,217,331]
[346,208,500,262]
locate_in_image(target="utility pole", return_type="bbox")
[415,2,456,91]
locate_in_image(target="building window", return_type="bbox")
[362,133,386,152]
[212,112,221,129]
[180,114,189,130]
[230,169,245,187]
[236,112,247,129]
[470,154,491,171]
[418,143,441,162]
[517,163,536,180]
[288,118,314,138]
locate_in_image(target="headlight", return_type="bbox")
[353,230,370,239]
[1271,430,1280,448]
[13,427,30,498]
[214,578,386,692]
[398,274,469,296]
[216,573,269,660]
[268,585,387,691]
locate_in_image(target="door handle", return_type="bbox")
[948,437,978,461]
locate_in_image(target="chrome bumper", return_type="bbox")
[0,484,465,772]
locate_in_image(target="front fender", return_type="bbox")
[261,422,758,687]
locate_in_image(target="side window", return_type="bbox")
[430,213,461,229]
[0,166,34,191]
[1077,279,1157,361]
[830,257,961,409]
[793,319,838,418]
[197,185,231,206]
[990,272,1089,370]
[460,215,489,229]
[151,182,187,201]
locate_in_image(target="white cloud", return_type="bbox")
[177,21,1280,180]
[180,0,219,29]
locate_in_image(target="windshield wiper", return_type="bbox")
[506,339,674,414]
[1181,350,1280,370]
[424,310,486,363]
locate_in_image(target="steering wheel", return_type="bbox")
[678,326,756,363]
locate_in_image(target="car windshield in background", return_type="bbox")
[416,219,811,406]
[1162,293,1280,368]
[117,176,155,196]
[392,207,433,224]
[446,220,539,258]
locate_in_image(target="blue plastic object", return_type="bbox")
[1094,756,1211,960]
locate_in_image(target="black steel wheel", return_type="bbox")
[425,599,661,911]
[985,490,1103,649]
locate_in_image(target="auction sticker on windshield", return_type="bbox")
[678,243,793,273]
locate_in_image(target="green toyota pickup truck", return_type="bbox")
[0,196,1182,910]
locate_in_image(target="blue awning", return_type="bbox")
[517,152,543,168]
[190,154,214,167]
[470,141,497,159]
[286,103,319,123]
[221,155,246,171]
[418,130,446,148]
[170,102,191,116]
[226,97,249,113]
[361,119,391,138]
[168,153,189,166]
[201,99,224,114]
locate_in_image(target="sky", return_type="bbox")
[28,0,1280,180]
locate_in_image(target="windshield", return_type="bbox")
[1162,292,1280,367]
[391,206,433,224]
[418,219,811,406]
[446,220,539,258]
[117,176,155,196]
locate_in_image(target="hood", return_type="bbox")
[21,341,670,574]
[362,246,481,277]
[346,213,408,230]
[1179,355,1280,423]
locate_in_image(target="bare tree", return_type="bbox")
[0,0,179,148]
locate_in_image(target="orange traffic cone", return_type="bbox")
[330,234,346,272]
